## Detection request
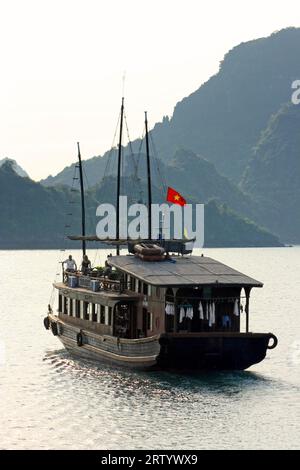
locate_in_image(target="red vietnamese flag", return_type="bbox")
[166,187,186,206]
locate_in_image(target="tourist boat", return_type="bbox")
[44,99,278,371]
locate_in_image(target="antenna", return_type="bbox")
[122,71,126,97]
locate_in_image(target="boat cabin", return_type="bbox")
[55,254,262,340]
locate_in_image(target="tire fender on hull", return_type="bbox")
[267,333,278,350]
[77,331,83,347]
[43,316,50,330]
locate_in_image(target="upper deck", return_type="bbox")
[53,268,142,308]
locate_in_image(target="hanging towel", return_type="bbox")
[179,307,185,323]
[205,302,209,320]
[198,301,204,320]
[208,303,212,327]
[187,307,193,320]
[165,303,175,315]
[190,307,194,320]
[234,299,239,316]
[212,302,216,325]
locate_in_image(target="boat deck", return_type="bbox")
[53,282,141,302]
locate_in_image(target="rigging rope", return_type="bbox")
[103,110,121,180]
[149,131,168,198]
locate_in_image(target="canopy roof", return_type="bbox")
[108,255,263,288]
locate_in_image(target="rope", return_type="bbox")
[124,111,137,175]
[149,131,168,198]
[103,110,121,179]
[48,154,81,308]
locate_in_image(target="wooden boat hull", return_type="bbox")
[48,316,276,371]
[50,315,160,370]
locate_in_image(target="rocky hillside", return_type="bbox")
[241,102,300,243]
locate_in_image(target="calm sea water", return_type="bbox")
[0,247,299,450]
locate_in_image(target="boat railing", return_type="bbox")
[63,270,126,293]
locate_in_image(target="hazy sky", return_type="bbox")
[0,0,299,180]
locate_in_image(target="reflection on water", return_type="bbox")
[0,247,300,449]
[44,347,275,395]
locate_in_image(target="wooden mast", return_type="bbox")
[116,97,124,255]
[77,142,86,256]
[145,111,152,240]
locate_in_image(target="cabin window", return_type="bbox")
[143,283,148,296]
[75,300,80,318]
[80,301,84,319]
[58,294,62,313]
[92,304,97,322]
[100,305,105,324]
[156,287,161,297]
[83,301,89,320]
[131,277,136,292]
[108,307,112,326]
[63,297,68,315]
[88,303,92,321]
[147,311,152,331]
[69,298,73,316]
[104,306,109,325]
[138,280,142,294]
[96,304,101,323]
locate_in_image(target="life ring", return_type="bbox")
[51,321,58,336]
[77,331,83,347]
[267,333,278,350]
[43,316,50,330]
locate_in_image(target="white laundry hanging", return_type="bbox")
[179,307,186,323]
[198,301,204,320]
[185,307,190,320]
[233,299,240,316]
[208,303,212,327]
[186,307,194,320]
[190,307,194,320]
[211,301,216,325]
[165,302,175,316]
